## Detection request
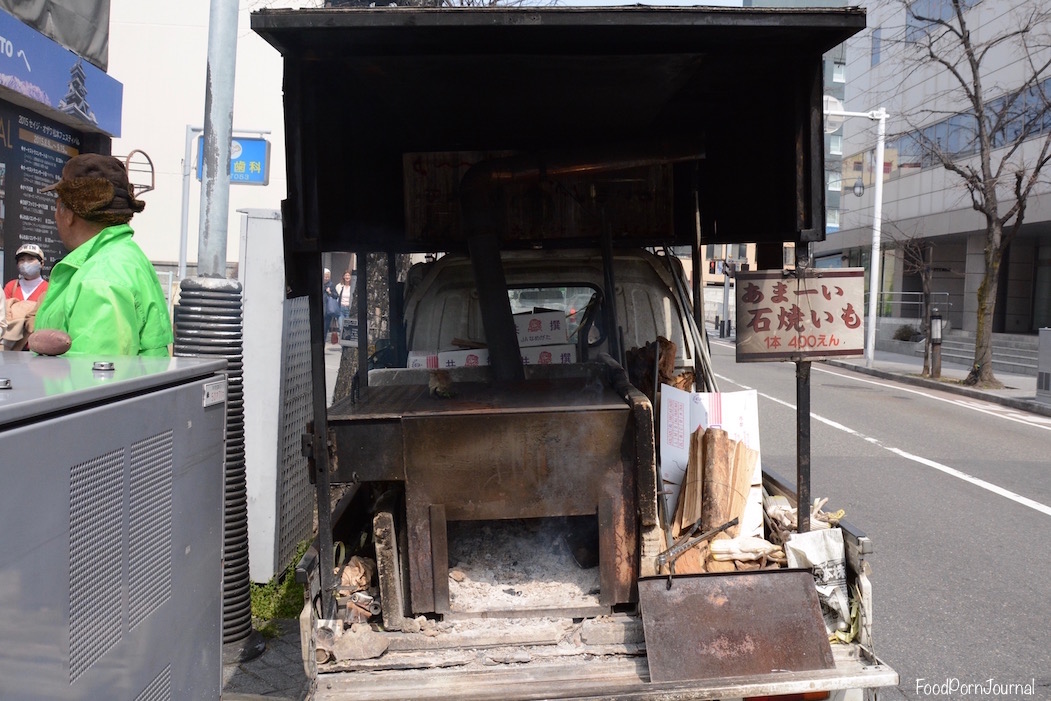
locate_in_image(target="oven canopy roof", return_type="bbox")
[252,6,866,253]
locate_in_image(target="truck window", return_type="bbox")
[509,285,602,343]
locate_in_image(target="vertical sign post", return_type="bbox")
[735,268,865,532]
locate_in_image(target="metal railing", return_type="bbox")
[871,291,952,319]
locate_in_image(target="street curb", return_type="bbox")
[822,359,1051,418]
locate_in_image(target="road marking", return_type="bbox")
[810,365,1051,432]
[717,373,1051,518]
[708,339,1050,431]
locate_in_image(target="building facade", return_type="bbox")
[813,0,1051,335]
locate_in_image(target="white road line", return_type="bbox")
[709,338,1050,431]
[717,373,1051,517]
[811,365,1051,432]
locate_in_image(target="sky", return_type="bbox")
[108,0,741,268]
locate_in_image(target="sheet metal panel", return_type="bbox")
[0,359,226,700]
[0,354,227,427]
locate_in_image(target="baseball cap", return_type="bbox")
[15,243,45,262]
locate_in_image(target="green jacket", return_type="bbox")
[35,224,173,356]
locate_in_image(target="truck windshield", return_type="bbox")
[509,286,601,343]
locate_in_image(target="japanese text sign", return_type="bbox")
[735,268,865,362]
[196,136,270,185]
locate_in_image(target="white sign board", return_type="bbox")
[735,268,865,362]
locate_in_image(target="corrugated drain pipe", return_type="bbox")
[173,276,263,662]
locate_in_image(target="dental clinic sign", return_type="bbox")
[735,268,866,362]
[196,136,270,186]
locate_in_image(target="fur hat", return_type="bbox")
[41,154,145,226]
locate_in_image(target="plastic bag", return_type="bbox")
[785,527,850,636]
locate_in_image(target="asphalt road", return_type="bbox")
[707,339,1051,701]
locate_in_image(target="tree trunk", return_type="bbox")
[966,224,1003,387]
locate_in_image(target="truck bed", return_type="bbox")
[311,613,896,701]
[298,466,898,701]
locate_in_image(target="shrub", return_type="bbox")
[251,540,310,627]
[893,324,920,341]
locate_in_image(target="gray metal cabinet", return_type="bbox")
[0,354,227,701]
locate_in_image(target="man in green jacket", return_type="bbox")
[34,154,173,356]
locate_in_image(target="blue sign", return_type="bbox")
[0,9,123,137]
[196,136,270,186]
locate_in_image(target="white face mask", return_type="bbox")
[18,261,42,279]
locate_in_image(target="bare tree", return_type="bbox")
[888,232,936,375]
[883,223,964,377]
[889,0,1051,386]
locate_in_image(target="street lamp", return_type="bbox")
[930,307,943,378]
[824,103,888,368]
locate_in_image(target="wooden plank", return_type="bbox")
[408,505,434,613]
[373,510,407,631]
[383,620,574,652]
[443,606,610,621]
[315,641,897,701]
[430,504,450,614]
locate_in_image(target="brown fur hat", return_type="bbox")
[41,154,145,226]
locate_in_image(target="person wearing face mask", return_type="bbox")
[4,243,49,303]
[3,243,49,349]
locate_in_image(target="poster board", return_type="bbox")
[735,268,865,362]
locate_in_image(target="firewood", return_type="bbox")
[699,427,734,533]
[700,428,758,538]
[674,427,707,536]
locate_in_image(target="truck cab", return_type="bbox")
[402,249,698,371]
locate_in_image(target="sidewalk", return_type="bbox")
[223,619,311,701]
[826,350,1051,416]
[222,343,340,701]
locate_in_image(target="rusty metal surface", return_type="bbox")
[637,569,834,683]
[330,421,405,482]
[403,406,635,613]
[254,8,865,258]
[329,378,625,421]
[328,383,428,421]
[326,372,638,615]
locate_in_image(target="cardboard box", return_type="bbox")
[520,344,577,365]
[513,311,568,347]
[407,351,438,369]
[437,348,490,368]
